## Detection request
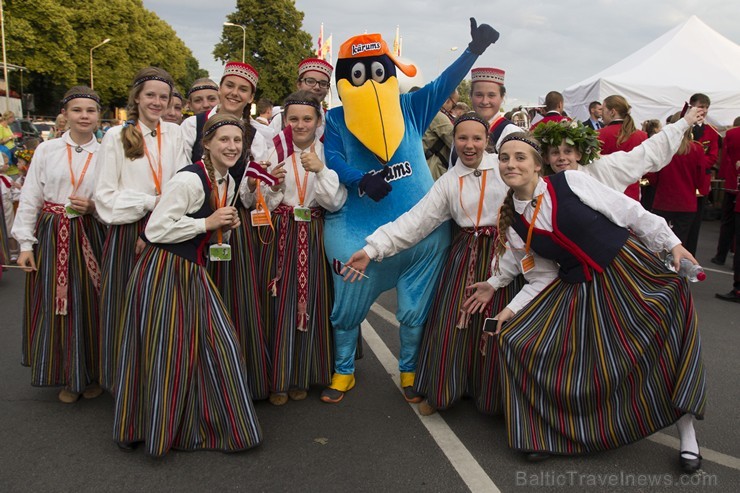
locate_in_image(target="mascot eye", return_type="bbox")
[351,63,367,86]
[371,62,386,82]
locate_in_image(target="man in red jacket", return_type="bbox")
[686,93,720,255]
[530,91,567,131]
[711,116,740,267]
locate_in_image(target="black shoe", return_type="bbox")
[116,441,138,452]
[709,257,725,266]
[680,450,702,473]
[526,452,551,462]
[715,290,740,303]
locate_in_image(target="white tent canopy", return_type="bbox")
[563,16,740,127]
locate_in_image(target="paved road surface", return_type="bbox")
[1,220,738,492]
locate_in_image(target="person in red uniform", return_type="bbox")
[711,116,740,266]
[647,113,706,245]
[687,93,720,255]
[598,95,647,201]
[530,91,567,131]
[716,187,740,303]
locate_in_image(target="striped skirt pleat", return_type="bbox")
[259,212,333,392]
[113,246,262,457]
[98,218,147,392]
[207,205,270,400]
[498,238,706,454]
[415,228,520,413]
[21,213,105,392]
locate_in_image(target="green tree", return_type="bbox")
[5,0,209,116]
[213,0,314,104]
[457,79,472,108]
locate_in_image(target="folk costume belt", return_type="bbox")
[268,204,324,332]
[455,220,497,331]
[41,201,101,315]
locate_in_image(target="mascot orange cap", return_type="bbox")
[337,34,417,77]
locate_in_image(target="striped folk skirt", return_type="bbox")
[113,246,262,457]
[259,205,333,393]
[22,210,105,392]
[498,238,706,455]
[98,218,147,393]
[414,227,522,414]
[208,204,270,400]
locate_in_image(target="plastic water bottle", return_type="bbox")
[664,254,706,282]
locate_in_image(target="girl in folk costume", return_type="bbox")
[113,114,262,457]
[12,86,107,403]
[95,67,186,393]
[343,113,517,414]
[181,62,271,400]
[533,105,704,193]
[598,95,648,200]
[648,113,706,245]
[241,91,346,405]
[466,133,706,472]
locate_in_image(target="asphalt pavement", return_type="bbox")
[1,219,738,492]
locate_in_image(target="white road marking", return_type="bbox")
[703,266,732,276]
[363,307,500,493]
[370,303,740,476]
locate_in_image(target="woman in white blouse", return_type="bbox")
[342,113,516,414]
[94,67,186,393]
[12,86,107,403]
[113,114,262,457]
[241,91,346,406]
[465,132,706,472]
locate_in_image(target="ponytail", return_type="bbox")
[604,95,637,147]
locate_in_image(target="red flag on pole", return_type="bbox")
[272,124,294,164]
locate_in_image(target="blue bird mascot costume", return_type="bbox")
[321,18,500,403]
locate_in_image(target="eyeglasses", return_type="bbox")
[300,77,331,89]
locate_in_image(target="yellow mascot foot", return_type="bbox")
[320,374,355,403]
[400,372,423,403]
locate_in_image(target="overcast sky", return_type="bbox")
[142,0,740,107]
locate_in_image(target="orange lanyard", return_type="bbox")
[524,195,543,255]
[459,169,487,234]
[290,154,310,206]
[140,122,163,195]
[66,144,93,195]
[212,174,229,244]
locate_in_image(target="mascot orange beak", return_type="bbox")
[337,76,405,163]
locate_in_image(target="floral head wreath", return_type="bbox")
[532,119,601,165]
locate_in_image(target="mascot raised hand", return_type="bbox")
[321,18,499,403]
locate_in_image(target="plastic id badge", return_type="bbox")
[209,244,232,262]
[64,203,82,219]
[520,253,535,273]
[293,206,311,222]
[251,208,272,227]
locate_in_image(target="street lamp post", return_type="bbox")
[1,0,9,111]
[223,22,247,63]
[89,38,110,90]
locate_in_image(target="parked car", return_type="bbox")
[9,119,41,146]
[33,121,55,141]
